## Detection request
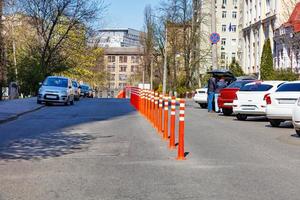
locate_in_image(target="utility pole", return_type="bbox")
[162,25,168,95]
[150,57,153,90]
[211,0,218,69]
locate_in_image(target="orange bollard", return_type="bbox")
[177,99,186,160]
[158,94,163,134]
[151,91,154,124]
[169,96,176,149]
[140,90,144,114]
[147,90,150,120]
[163,95,169,140]
[154,92,158,129]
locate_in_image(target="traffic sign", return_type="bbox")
[210,32,220,44]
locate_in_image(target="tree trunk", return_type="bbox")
[0,0,4,100]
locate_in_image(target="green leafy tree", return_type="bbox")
[274,69,298,81]
[229,60,245,77]
[260,39,275,80]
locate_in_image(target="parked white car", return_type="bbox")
[233,81,285,120]
[193,87,208,108]
[292,98,300,136]
[266,81,300,127]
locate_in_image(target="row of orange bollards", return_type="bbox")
[130,87,186,160]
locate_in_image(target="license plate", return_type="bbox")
[224,103,233,106]
[46,95,57,99]
[242,107,256,110]
[278,100,296,104]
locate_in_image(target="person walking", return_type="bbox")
[207,76,217,112]
[215,76,227,113]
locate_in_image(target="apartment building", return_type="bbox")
[93,28,144,48]
[104,47,144,89]
[274,2,300,72]
[241,0,294,75]
[216,0,240,68]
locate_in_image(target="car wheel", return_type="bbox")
[296,130,300,137]
[37,100,42,104]
[236,114,247,121]
[64,98,69,106]
[222,108,233,116]
[269,119,282,127]
[199,103,207,109]
[70,98,74,105]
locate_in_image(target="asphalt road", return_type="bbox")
[0,99,300,200]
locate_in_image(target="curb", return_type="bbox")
[0,105,45,125]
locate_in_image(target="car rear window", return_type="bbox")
[226,81,253,89]
[240,84,273,91]
[276,83,300,92]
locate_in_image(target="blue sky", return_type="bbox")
[103,0,161,31]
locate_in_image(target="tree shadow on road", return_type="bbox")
[0,131,95,161]
[0,99,135,161]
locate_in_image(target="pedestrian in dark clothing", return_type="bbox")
[207,76,217,112]
[215,77,227,112]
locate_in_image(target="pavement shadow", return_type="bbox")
[0,99,135,161]
[0,131,95,160]
[265,121,294,129]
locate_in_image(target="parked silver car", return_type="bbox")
[72,80,80,101]
[37,76,75,105]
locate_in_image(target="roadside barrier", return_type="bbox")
[128,87,187,160]
[163,95,169,140]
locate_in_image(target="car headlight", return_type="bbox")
[38,88,44,94]
[61,90,68,95]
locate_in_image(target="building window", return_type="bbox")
[110,74,115,81]
[232,52,236,61]
[222,11,227,18]
[119,56,127,63]
[221,52,226,60]
[229,25,237,32]
[108,56,115,63]
[131,65,138,72]
[222,25,226,32]
[119,65,127,72]
[107,65,115,72]
[232,39,237,45]
[119,74,127,81]
[233,0,237,6]
[232,11,237,19]
[222,0,227,5]
[131,56,140,63]
[221,38,226,45]
[119,83,126,88]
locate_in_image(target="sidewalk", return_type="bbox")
[0,98,44,123]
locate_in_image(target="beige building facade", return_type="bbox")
[104,47,144,89]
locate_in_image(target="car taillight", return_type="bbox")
[297,97,300,106]
[264,93,271,104]
[234,93,238,100]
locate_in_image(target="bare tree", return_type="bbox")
[0,0,4,100]
[21,0,105,74]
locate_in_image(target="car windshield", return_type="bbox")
[81,85,89,90]
[72,81,78,87]
[240,83,273,91]
[226,81,253,89]
[276,83,300,92]
[43,78,68,88]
